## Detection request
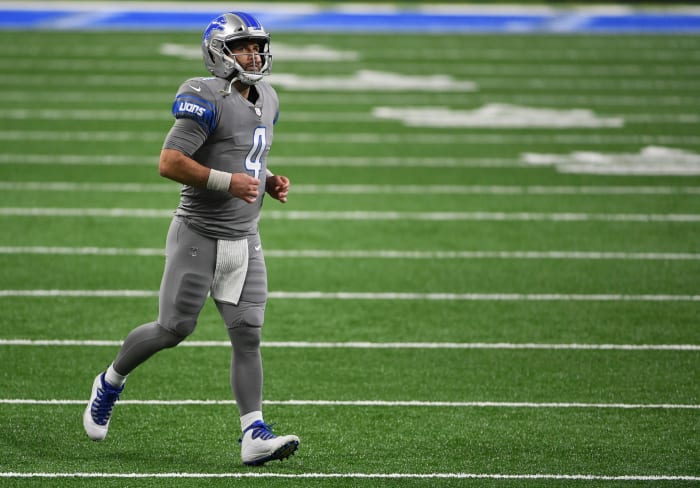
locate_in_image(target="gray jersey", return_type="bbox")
[163,76,280,240]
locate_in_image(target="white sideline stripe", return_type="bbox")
[0,472,697,481]
[1,399,697,410]
[2,208,700,222]
[2,247,699,261]
[3,181,700,196]
[1,290,699,301]
[1,131,700,146]
[1,339,697,351]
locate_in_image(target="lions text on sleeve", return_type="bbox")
[162,77,280,240]
[172,94,217,133]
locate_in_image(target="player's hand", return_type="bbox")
[265,174,290,203]
[229,173,260,203]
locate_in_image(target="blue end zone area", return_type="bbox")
[101,12,221,30]
[1,5,700,33]
[0,9,73,26]
[587,14,700,32]
[278,13,550,33]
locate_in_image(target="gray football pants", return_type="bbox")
[112,217,267,415]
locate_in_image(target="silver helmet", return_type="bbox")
[202,12,272,85]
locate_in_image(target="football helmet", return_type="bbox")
[202,11,272,85]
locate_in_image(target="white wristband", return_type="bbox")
[265,168,274,177]
[207,169,232,192]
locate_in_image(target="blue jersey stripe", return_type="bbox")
[172,94,217,133]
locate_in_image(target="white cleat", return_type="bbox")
[83,372,123,441]
[240,420,299,466]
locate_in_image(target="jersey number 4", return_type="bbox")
[245,127,266,179]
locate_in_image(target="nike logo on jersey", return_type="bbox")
[189,84,202,92]
[254,244,262,251]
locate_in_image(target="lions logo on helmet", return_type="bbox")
[202,11,272,85]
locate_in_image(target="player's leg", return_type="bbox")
[216,234,299,465]
[83,217,216,441]
[227,322,263,415]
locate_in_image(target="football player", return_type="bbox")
[83,11,299,466]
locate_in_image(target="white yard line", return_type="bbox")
[2,208,700,222]
[2,91,699,108]
[384,49,700,63]
[255,250,700,260]
[1,131,700,146]
[8,58,700,76]
[3,74,699,90]
[2,181,699,195]
[2,247,699,260]
[0,471,696,481]
[0,154,518,167]
[0,182,177,192]
[10,59,700,77]
[4,109,699,124]
[1,339,697,351]
[0,154,157,165]
[1,398,697,410]
[272,292,700,301]
[0,246,165,256]
[1,290,698,301]
[280,133,700,146]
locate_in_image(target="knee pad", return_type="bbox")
[156,322,187,348]
[228,324,262,352]
[113,321,186,375]
[165,317,198,337]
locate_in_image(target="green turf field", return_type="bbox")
[0,28,699,487]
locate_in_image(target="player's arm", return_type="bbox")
[159,149,259,203]
[264,168,290,203]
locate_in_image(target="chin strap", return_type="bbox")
[219,76,239,96]
[219,73,264,96]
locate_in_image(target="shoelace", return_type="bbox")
[239,420,276,443]
[91,377,123,425]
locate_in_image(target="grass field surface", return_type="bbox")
[0,26,698,487]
